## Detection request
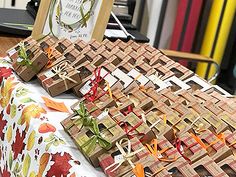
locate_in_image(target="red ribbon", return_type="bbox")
[118,121,145,142]
[121,106,133,116]
[84,67,109,102]
[175,138,192,164]
[84,83,108,102]
[0,67,13,83]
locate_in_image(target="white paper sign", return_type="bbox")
[43,0,102,42]
[97,110,109,120]
[105,29,127,38]
[8,49,17,57]
[44,70,56,78]
[114,154,124,164]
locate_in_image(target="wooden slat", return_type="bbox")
[160,49,215,63]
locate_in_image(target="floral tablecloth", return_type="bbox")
[0,58,106,177]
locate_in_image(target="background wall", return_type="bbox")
[0,0,4,7]
[0,0,29,9]
[140,0,163,46]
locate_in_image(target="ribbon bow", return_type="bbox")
[146,139,177,162]
[105,139,164,177]
[45,47,61,68]
[105,138,145,173]
[43,61,77,90]
[84,67,109,102]
[81,120,112,155]
[118,121,145,141]
[71,102,94,130]
[17,42,38,72]
[79,0,95,28]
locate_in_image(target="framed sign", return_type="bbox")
[32,0,114,42]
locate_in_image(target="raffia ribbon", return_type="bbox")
[105,138,145,173]
[42,61,78,90]
[149,119,161,129]
[105,139,165,177]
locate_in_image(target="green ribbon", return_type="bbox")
[72,102,95,130]
[17,43,38,73]
[49,0,57,38]
[71,102,112,154]
[81,120,112,155]
[79,0,95,28]
[2,23,33,30]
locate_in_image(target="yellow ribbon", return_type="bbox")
[105,81,113,99]
[163,114,167,126]
[229,141,236,147]
[134,73,142,81]
[190,116,201,127]
[139,85,147,93]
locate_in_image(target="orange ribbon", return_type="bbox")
[134,73,142,81]
[217,133,225,144]
[139,86,147,93]
[133,163,165,177]
[133,164,145,177]
[190,133,208,149]
[190,132,225,151]
[46,47,59,68]
[146,139,177,162]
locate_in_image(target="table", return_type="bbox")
[0,34,23,56]
[0,57,106,177]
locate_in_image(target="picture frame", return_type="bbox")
[32,0,114,42]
